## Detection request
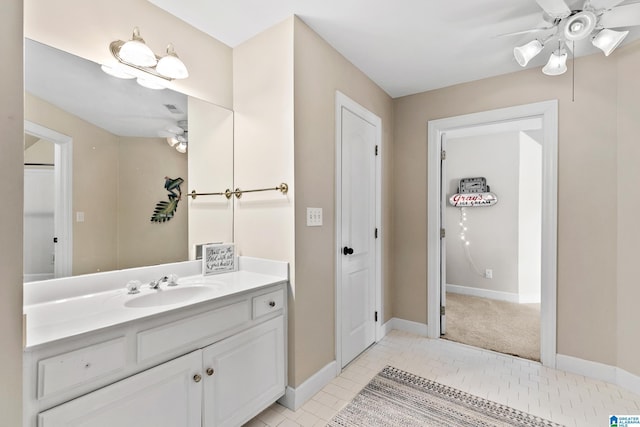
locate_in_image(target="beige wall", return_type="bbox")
[0,0,23,424]
[24,0,233,109]
[233,17,394,388]
[232,17,297,382]
[117,137,188,269]
[25,93,120,275]
[293,17,394,386]
[616,41,640,376]
[393,45,637,371]
[24,138,54,163]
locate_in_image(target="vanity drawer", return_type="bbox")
[137,300,251,363]
[37,337,126,400]
[253,289,285,319]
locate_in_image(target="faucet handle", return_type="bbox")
[126,280,142,294]
[166,274,179,287]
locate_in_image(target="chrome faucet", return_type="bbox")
[149,276,168,290]
[149,274,179,290]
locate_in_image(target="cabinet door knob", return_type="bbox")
[268,301,276,308]
[193,374,202,383]
[206,368,214,376]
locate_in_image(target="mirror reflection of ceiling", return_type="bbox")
[148,0,640,97]
[25,38,187,138]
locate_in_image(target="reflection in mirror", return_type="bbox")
[24,38,233,282]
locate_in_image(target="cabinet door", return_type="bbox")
[38,351,202,427]
[202,316,285,427]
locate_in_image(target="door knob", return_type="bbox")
[343,246,354,255]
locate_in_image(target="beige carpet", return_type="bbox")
[443,292,540,361]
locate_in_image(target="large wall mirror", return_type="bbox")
[24,38,234,282]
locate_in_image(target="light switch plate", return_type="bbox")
[307,207,323,226]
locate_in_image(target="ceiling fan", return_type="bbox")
[158,120,188,153]
[510,0,640,75]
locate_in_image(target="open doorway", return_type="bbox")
[427,101,558,368]
[24,121,73,282]
[442,123,542,361]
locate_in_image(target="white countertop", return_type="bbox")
[24,257,288,349]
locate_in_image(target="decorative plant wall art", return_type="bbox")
[150,176,184,223]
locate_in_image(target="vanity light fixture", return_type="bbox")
[105,27,189,88]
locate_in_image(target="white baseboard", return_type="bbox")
[556,354,640,396]
[447,283,540,304]
[278,361,337,411]
[385,317,428,336]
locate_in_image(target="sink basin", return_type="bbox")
[125,286,216,308]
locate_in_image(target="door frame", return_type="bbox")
[335,91,383,373]
[426,100,558,368]
[24,120,73,278]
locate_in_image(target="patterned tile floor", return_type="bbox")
[245,330,640,427]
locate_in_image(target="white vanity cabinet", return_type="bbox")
[24,280,287,427]
[203,316,285,427]
[38,350,203,427]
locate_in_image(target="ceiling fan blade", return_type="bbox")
[600,3,640,28]
[589,0,626,11]
[494,26,555,37]
[535,0,571,18]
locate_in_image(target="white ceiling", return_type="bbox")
[148,0,640,98]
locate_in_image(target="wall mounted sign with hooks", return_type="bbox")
[449,177,498,207]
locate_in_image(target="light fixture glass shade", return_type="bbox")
[167,136,179,147]
[175,141,187,153]
[542,50,568,75]
[118,28,157,67]
[514,40,543,67]
[100,64,135,79]
[592,28,629,56]
[136,77,166,90]
[156,44,189,79]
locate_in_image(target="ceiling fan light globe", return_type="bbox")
[564,11,597,41]
[175,141,187,153]
[542,50,568,75]
[514,40,544,67]
[167,136,179,147]
[592,28,629,56]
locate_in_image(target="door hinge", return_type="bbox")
[441,150,446,160]
[440,228,445,239]
[440,306,446,316]
[374,228,378,239]
[374,311,378,322]
[375,145,379,156]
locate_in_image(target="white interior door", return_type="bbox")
[340,106,377,368]
[24,167,55,282]
[440,133,447,335]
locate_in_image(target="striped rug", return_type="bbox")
[327,366,563,427]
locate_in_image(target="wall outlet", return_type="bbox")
[306,207,323,227]
[485,269,493,279]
